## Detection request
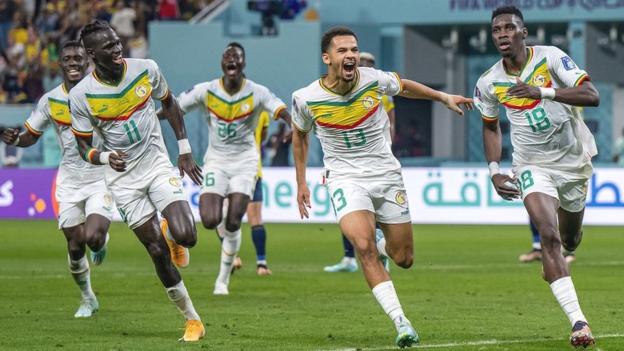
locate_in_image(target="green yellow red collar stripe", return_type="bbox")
[503,47,533,77]
[208,90,252,106]
[307,81,378,107]
[86,148,98,163]
[86,69,148,99]
[219,78,246,96]
[207,105,254,122]
[92,60,127,87]
[318,70,360,96]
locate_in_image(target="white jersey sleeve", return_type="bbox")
[69,91,94,137]
[291,93,313,132]
[25,97,51,135]
[255,84,286,119]
[177,83,207,114]
[546,47,589,88]
[146,59,169,100]
[375,69,403,96]
[474,75,500,120]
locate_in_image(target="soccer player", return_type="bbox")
[177,42,290,294]
[69,20,205,341]
[247,110,272,275]
[215,111,272,275]
[324,51,395,273]
[292,27,472,347]
[0,40,113,319]
[475,6,598,347]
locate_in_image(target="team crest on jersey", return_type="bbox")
[362,96,375,110]
[533,74,545,87]
[395,191,408,207]
[135,85,148,98]
[242,103,250,112]
[169,177,182,187]
[103,193,113,209]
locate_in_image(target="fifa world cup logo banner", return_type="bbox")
[0,169,57,219]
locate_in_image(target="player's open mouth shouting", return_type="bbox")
[225,62,239,76]
[342,60,357,80]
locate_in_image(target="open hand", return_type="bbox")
[297,184,311,219]
[442,94,474,116]
[178,153,203,185]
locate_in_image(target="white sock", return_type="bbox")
[166,280,201,321]
[372,280,408,331]
[68,255,94,300]
[376,235,388,257]
[532,242,541,250]
[216,228,242,286]
[550,276,587,326]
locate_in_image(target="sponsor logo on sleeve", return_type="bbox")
[561,56,576,71]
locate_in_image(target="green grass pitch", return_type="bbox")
[0,221,622,351]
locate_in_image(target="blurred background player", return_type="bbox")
[324,51,396,273]
[176,42,291,295]
[70,21,205,341]
[217,110,273,276]
[293,26,472,347]
[476,6,599,347]
[519,219,576,263]
[1,40,113,318]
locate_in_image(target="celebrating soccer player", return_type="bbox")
[1,40,113,318]
[474,6,599,348]
[292,26,473,347]
[176,42,291,294]
[69,20,205,341]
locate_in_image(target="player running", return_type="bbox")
[69,21,204,341]
[324,51,396,274]
[177,42,291,294]
[475,6,598,348]
[1,40,113,318]
[292,27,472,348]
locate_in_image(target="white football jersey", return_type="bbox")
[69,58,170,166]
[25,83,104,186]
[292,67,401,177]
[177,78,286,165]
[474,45,596,172]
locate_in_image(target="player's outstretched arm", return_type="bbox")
[398,79,474,116]
[482,119,520,200]
[292,127,311,219]
[160,90,203,185]
[507,77,599,107]
[1,128,39,147]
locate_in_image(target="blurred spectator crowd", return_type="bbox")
[0,0,210,104]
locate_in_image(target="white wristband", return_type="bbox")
[540,87,556,100]
[488,161,500,178]
[99,151,112,165]
[178,138,191,155]
[11,135,20,146]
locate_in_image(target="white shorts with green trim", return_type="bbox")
[200,160,257,198]
[326,170,411,224]
[57,179,114,229]
[515,164,592,213]
[107,152,187,229]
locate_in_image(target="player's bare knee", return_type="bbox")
[225,219,242,233]
[353,239,377,261]
[86,229,106,251]
[200,213,220,229]
[395,251,413,268]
